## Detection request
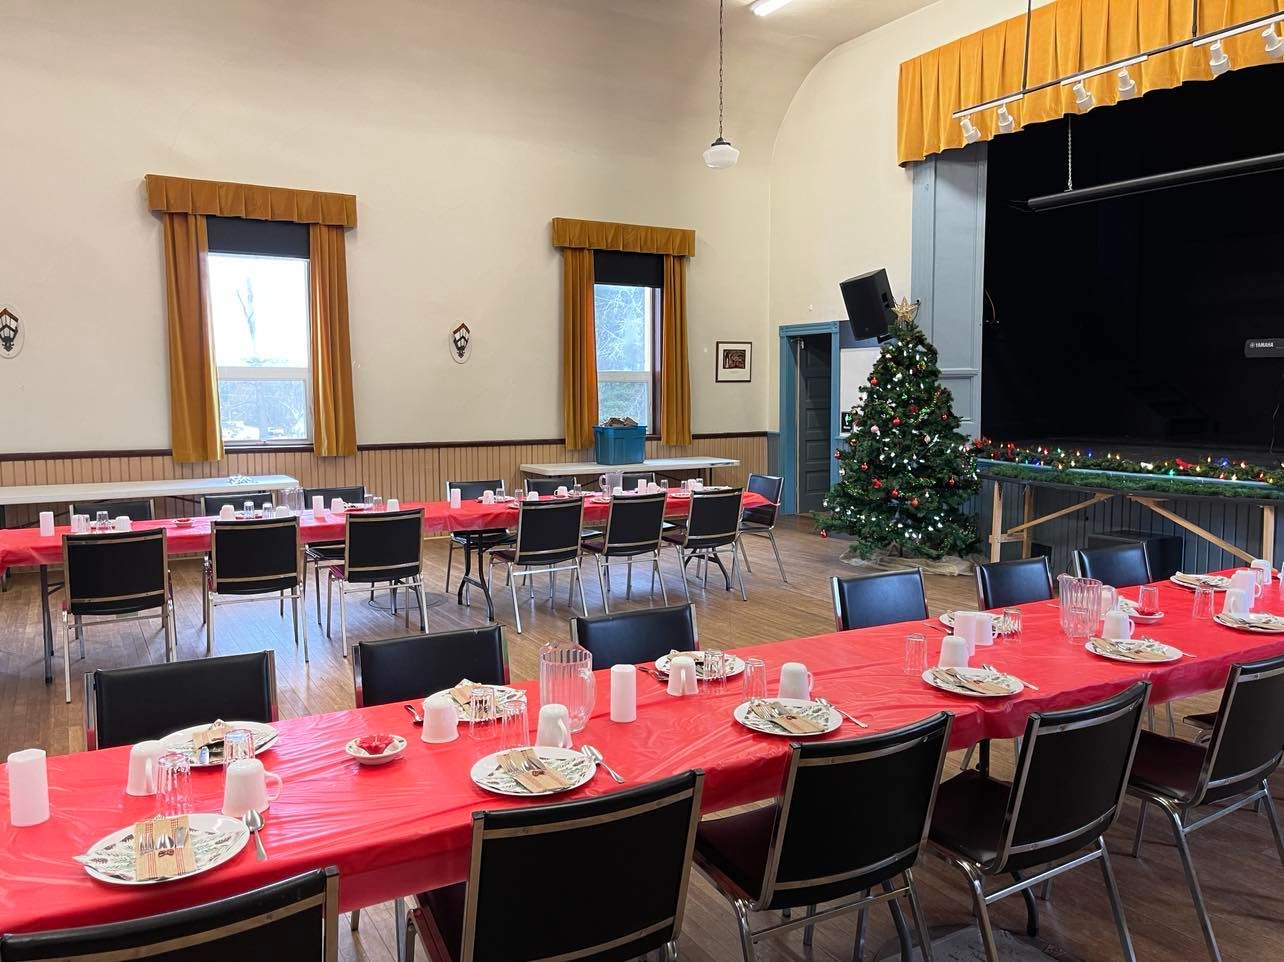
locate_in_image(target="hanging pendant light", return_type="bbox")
[703,0,740,169]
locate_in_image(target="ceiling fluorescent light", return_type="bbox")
[1265,26,1284,59]
[1208,40,1231,76]
[1193,12,1284,47]
[1070,80,1094,111]
[750,0,794,16]
[960,116,981,144]
[997,105,1015,133]
[1117,68,1138,99]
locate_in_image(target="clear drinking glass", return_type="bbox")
[498,697,529,752]
[1136,585,1160,616]
[1002,607,1023,641]
[703,650,728,692]
[904,633,928,675]
[468,686,497,737]
[95,511,109,530]
[1192,586,1216,620]
[372,496,384,511]
[364,493,376,508]
[571,482,583,498]
[222,728,256,769]
[260,501,273,517]
[155,751,192,817]
[742,658,768,701]
[242,500,254,517]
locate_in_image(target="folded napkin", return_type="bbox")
[449,680,481,707]
[668,649,704,662]
[1090,638,1173,662]
[498,749,571,793]
[133,816,195,881]
[1174,572,1229,588]
[76,823,241,882]
[1218,613,1284,631]
[191,720,231,751]
[749,701,824,735]
[930,669,1013,696]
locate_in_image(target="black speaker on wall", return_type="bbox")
[840,268,895,340]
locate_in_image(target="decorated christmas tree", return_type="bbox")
[817,305,979,559]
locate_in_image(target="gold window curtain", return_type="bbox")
[552,218,695,447]
[162,212,223,463]
[897,0,1284,164]
[309,224,358,457]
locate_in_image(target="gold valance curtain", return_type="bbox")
[897,0,1284,164]
[552,218,695,447]
[150,175,358,461]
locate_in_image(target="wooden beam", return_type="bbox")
[1263,505,1276,567]
[1130,496,1255,564]
[989,479,1004,562]
[1007,493,1113,535]
[1020,485,1035,559]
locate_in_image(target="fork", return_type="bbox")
[815,696,868,728]
[980,664,1039,691]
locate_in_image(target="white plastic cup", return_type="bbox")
[971,612,995,648]
[38,512,55,537]
[219,505,235,521]
[938,635,970,669]
[422,694,459,743]
[312,495,325,515]
[386,499,400,512]
[449,489,462,509]
[952,612,978,656]
[330,497,345,515]
[610,665,637,723]
[481,490,496,505]
[526,490,539,501]
[7,748,50,827]
[113,516,130,532]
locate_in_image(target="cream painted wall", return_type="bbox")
[0,0,780,453]
[767,0,1050,431]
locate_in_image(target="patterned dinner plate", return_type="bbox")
[939,612,1020,635]
[428,685,526,722]
[921,667,1023,698]
[76,813,249,886]
[159,721,279,768]
[654,652,746,680]
[1170,573,1230,591]
[733,698,841,737]
[470,746,596,797]
[1213,612,1284,633]
[1085,637,1184,663]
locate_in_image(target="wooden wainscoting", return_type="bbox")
[0,433,767,527]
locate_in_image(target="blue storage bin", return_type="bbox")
[593,425,646,465]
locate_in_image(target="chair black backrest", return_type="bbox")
[512,498,583,566]
[352,625,509,708]
[0,866,338,961]
[621,471,656,489]
[759,712,951,909]
[602,492,668,555]
[572,604,697,667]
[1196,653,1284,805]
[200,492,270,517]
[67,499,155,522]
[461,771,703,962]
[975,556,1054,610]
[742,474,783,526]
[304,485,365,507]
[831,570,928,631]
[525,476,574,496]
[681,489,743,549]
[446,479,505,501]
[998,682,1149,872]
[63,529,168,617]
[1073,544,1151,588]
[344,509,424,584]
[211,517,300,594]
[88,651,277,750]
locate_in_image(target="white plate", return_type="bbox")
[1117,599,1164,623]
[345,734,408,766]
[160,721,279,768]
[429,685,526,722]
[470,746,595,797]
[922,667,1023,698]
[77,813,249,886]
[1085,637,1184,663]
[1170,573,1230,591]
[733,698,841,737]
[655,652,746,680]
[940,611,1020,635]
[1213,612,1284,633]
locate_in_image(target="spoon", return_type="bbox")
[404,703,423,725]
[243,810,267,861]
[582,745,625,783]
[816,697,868,728]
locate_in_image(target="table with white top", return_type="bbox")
[520,456,739,486]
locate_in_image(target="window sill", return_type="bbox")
[223,441,314,454]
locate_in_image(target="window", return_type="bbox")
[206,218,312,445]
[593,251,662,430]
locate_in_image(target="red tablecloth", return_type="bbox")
[2,573,1282,932]
[0,493,769,576]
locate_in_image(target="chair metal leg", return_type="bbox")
[349,908,360,931]
[731,540,747,601]
[676,547,692,603]
[206,601,214,656]
[852,889,870,962]
[75,613,85,659]
[1098,838,1138,962]
[393,895,407,962]
[575,566,589,617]
[279,590,284,618]
[314,563,322,625]
[339,585,350,659]
[1158,798,1222,962]
[291,593,300,649]
[802,904,816,947]
[1260,780,1284,870]
[904,869,935,962]
[509,563,522,634]
[732,898,758,962]
[62,619,73,704]
[655,556,669,605]
[326,574,333,639]
[1039,878,1053,901]
[1132,798,1149,858]
[956,860,1000,962]
[1011,869,1039,936]
[882,878,914,961]
[767,529,788,583]
[1145,705,1156,731]
[738,535,753,573]
[960,744,976,771]
[416,583,428,634]
[444,540,455,591]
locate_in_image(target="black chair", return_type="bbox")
[929,682,1149,962]
[695,713,952,962]
[352,625,509,708]
[488,498,587,633]
[621,470,656,491]
[410,771,704,962]
[85,651,278,750]
[327,509,428,657]
[444,479,513,597]
[571,604,697,667]
[67,499,155,522]
[1128,654,1284,962]
[203,516,304,658]
[975,556,1054,609]
[524,476,575,496]
[736,473,787,584]
[1073,543,1152,588]
[60,528,173,704]
[302,486,366,625]
[582,491,669,611]
[0,866,339,961]
[200,492,271,517]
[831,569,928,631]
[663,488,747,602]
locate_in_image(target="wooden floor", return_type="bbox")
[1,519,1280,961]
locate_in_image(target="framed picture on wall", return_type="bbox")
[715,341,752,382]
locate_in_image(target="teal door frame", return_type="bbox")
[777,321,842,515]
